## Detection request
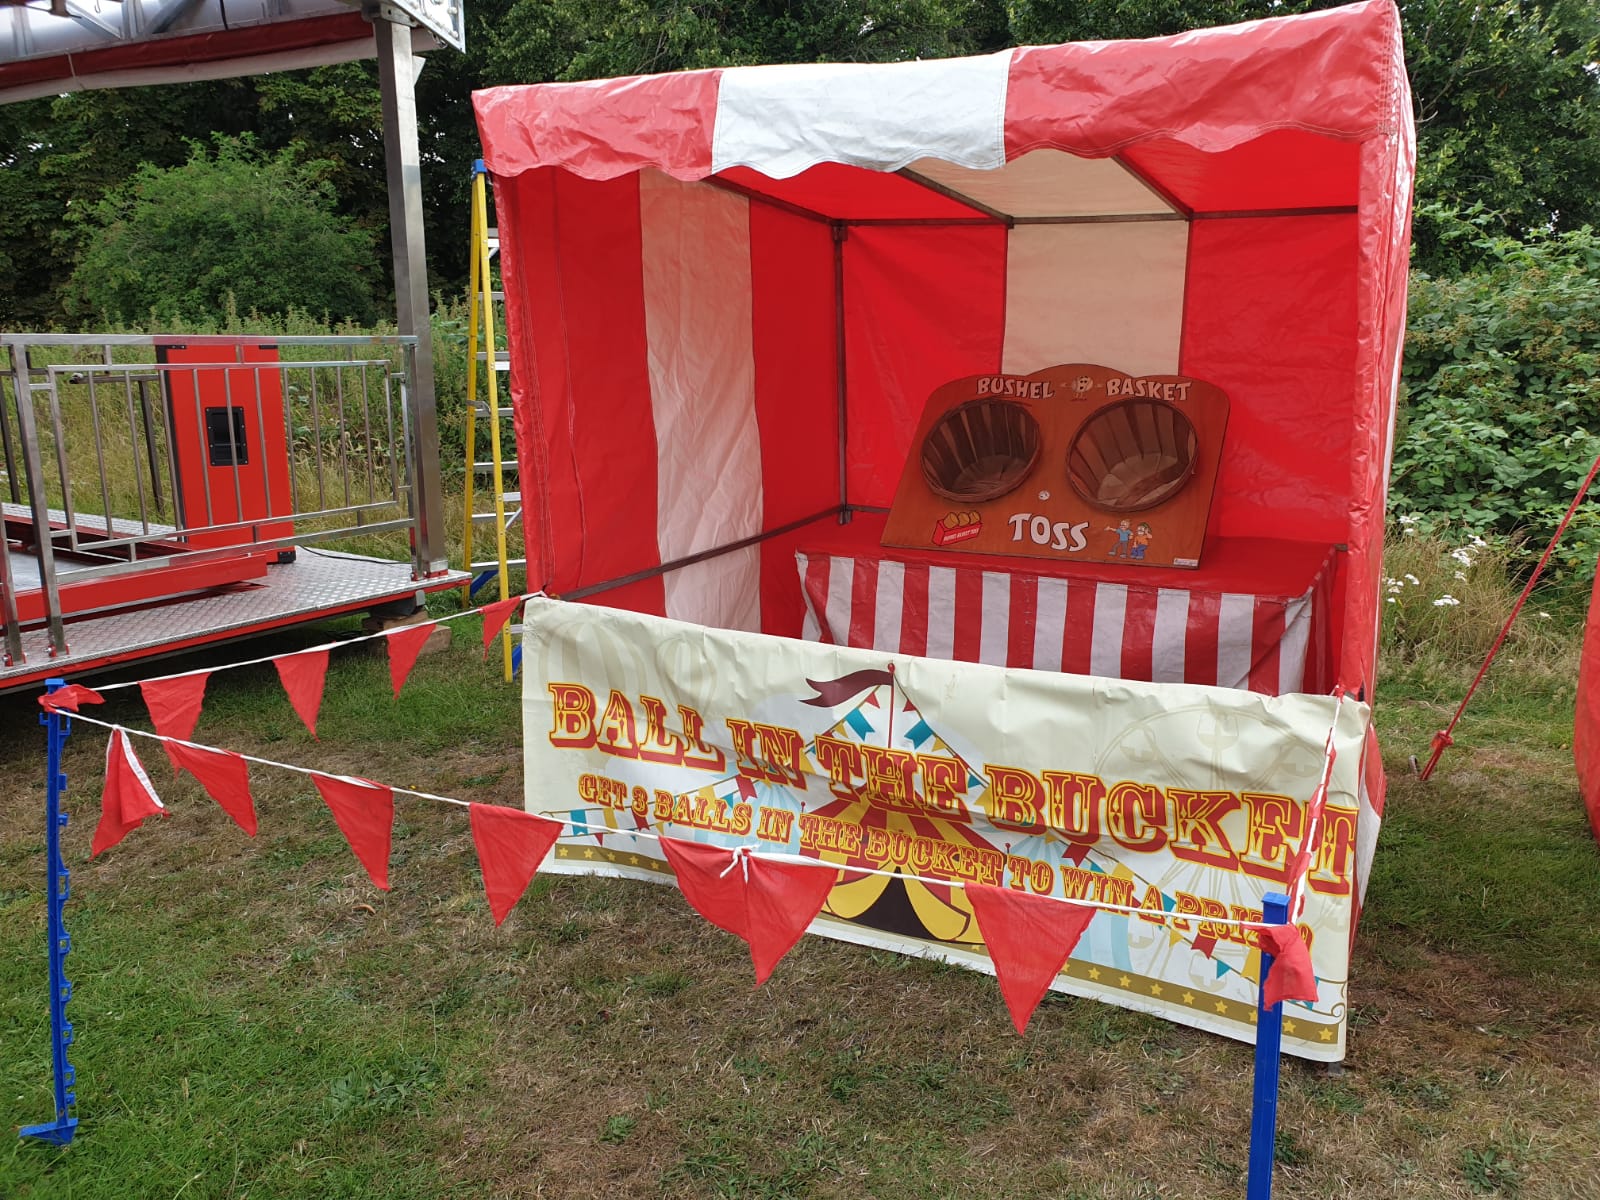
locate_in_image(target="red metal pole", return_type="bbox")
[1418,450,1600,781]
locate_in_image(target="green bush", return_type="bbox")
[1394,209,1600,582]
[68,135,380,327]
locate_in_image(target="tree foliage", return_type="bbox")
[1403,0,1600,274]
[68,137,379,326]
[1394,209,1600,572]
[480,0,1007,81]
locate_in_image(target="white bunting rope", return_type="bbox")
[87,593,539,694]
[69,713,473,809]
[66,712,1315,936]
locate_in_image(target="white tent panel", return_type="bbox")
[639,170,764,631]
[710,52,1011,179]
[1000,221,1189,375]
[909,150,1178,219]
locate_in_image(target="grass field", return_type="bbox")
[2,606,1598,1200]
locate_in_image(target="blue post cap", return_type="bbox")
[473,158,487,176]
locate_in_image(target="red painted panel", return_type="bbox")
[157,341,294,550]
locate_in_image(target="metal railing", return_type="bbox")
[0,333,448,664]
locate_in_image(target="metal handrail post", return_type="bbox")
[0,346,24,663]
[8,349,68,655]
[20,679,79,1147]
[0,509,21,666]
[0,350,21,504]
[372,8,448,578]
[397,347,426,580]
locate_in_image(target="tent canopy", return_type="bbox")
[473,0,1414,698]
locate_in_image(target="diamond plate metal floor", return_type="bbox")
[3,502,178,539]
[2,546,466,693]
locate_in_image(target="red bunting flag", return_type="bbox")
[661,837,745,936]
[967,884,1097,1035]
[311,773,394,891]
[659,838,837,985]
[166,740,257,837]
[39,684,105,714]
[1259,923,1318,1008]
[275,648,329,738]
[479,594,523,657]
[468,804,563,925]
[1286,843,1315,892]
[385,623,436,699]
[742,855,839,985]
[140,672,209,742]
[91,728,167,857]
[140,672,210,773]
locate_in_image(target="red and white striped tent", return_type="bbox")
[474,1,1411,751]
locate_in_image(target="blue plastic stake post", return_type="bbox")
[20,678,79,1146]
[1245,891,1290,1200]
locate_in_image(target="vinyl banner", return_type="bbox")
[522,597,1371,1061]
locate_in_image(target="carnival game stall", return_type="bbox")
[474,0,1414,1062]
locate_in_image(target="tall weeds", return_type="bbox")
[1379,525,1582,693]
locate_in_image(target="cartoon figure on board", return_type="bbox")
[1131,522,1153,561]
[1106,518,1133,558]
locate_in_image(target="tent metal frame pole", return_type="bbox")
[833,223,850,525]
[1194,205,1358,221]
[703,176,832,225]
[896,168,1013,224]
[699,173,1352,230]
[371,6,448,578]
[1111,153,1195,218]
[846,217,1002,227]
[561,507,844,600]
[1012,212,1185,225]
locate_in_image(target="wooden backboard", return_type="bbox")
[881,363,1229,569]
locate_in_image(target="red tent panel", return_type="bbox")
[1122,133,1361,214]
[1578,562,1600,840]
[842,226,1008,505]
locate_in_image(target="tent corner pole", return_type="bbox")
[371,6,448,577]
[833,222,850,525]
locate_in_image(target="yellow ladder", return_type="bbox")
[460,159,520,681]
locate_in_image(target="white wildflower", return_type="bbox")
[1433,595,1461,607]
[1450,547,1473,566]
[1454,570,1468,581]
[1386,596,1398,604]
[1470,535,1488,549]
[1538,611,1552,620]
[1405,573,1421,585]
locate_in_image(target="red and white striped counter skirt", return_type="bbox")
[797,518,1334,696]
